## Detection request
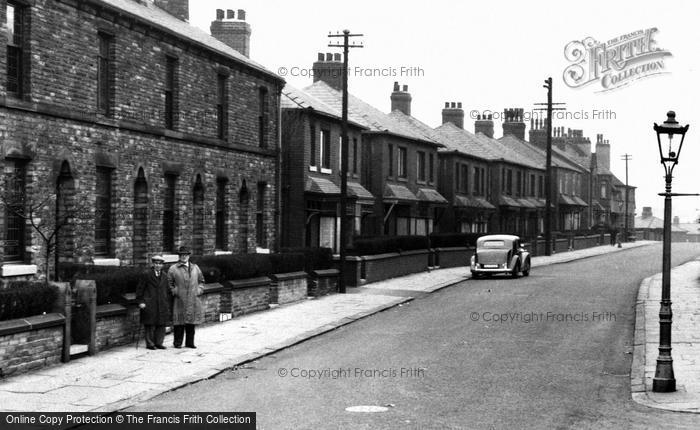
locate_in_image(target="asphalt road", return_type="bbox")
[129,243,700,429]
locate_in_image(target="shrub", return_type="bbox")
[75,267,147,306]
[279,247,333,272]
[350,235,430,256]
[429,232,483,248]
[0,282,58,321]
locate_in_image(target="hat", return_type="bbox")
[177,246,191,255]
[151,255,165,262]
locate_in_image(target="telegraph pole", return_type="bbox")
[535,78,565,256]
[621,154,632,241]
[328,30,363,293]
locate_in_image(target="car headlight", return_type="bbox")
[470,256,475,265]
[501,263,508,269]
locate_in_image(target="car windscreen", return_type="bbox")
[481,240,506,248]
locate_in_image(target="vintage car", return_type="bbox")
[470,234,531,278]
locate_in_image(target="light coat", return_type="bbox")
[167,262,205,325]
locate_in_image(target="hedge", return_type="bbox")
[279,247,333,272]
[429,233,482,248]
[75,266,149,306]
[350,235,430,256]
[0,281,58,321]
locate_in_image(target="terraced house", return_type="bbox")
[0,0,284,281]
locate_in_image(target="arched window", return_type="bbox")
[239,181,249,252]
[56,161,76,272]
[192,175,204,255]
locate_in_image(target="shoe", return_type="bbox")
[146,346,156,350]
[156,345,166,349]
[173,345,182,349]
[185,345,197,349]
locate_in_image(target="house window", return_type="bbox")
[97,32,114,116]
[601,182,607,198]
[165,56,178,130]
[506,169,513,195]
[193,176,204,255]
[3,160,26,262]
[309,125,317,167]
[162,174,177,253]
[256,183,266,247]
[530,174,535,196]
[216,178,227,250]
[516,171,522,197]
[352,138,358,174]
[217,74,229,140]
[6,2,25,97]
[538,175,544,198]
[460,164,468,193]
[473,167,480,195]
[338,136,342,171]
[95,167,112,256]
[320,129,331,170]
[258,87,268,148]
[398,147,407,178]
[388,144,394,177]
[417,151,426,182]
[429,153,434,183]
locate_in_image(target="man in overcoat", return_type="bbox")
[167,246,204,348]
[136,255,171,350]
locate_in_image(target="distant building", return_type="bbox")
[634,207,687,241]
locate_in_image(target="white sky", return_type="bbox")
[191,0,700,223]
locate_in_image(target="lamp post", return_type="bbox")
[652,111,689,393]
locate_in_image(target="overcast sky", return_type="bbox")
[191,0,700,223]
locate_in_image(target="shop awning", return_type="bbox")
[383,183,419,202]
[417,188,448,205]
[572,196,588,207]
[517,198,538,209]
[498,195,524,207]
[305,176,341,195]
[559,195,588,207]
[454,196,496,210]
[347,181,374,202]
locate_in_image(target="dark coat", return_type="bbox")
[136,268,171,326]
[167,262,205,325]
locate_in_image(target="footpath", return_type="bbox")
[1,240,696,415]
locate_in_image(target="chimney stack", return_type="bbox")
[474,113,494,137]
[154,0,189,21]
[442,102,465,129]
[311,52,344,90]
[390,82,412,116]
[502,107,526,140]
[595,134,611,171]
[210,8,252,58]
[673,215,680,225]
[642,207,652,219]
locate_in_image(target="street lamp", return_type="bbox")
[652,111,689,393]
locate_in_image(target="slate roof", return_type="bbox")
[498,135,583,172]
[303,81,440,146]
[281,85,365,128]
[635,216,686,232]
[98,0,280,80]
[432,123,500,162]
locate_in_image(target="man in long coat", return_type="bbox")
[167,246,204,348]
[136,255,171,350]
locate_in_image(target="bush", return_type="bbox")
[75,266,147,306]
[0,282,58,321]
[350,235,431,256]
[429,232,483,248]
[279,247,333,272]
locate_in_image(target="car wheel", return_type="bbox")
[522,259,530,277]
[471,273,481,280]
[511,262,520,278]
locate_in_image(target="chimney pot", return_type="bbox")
[216,9,224,20]
[394,82,400,92]
[317,53,324,61]
[457,102,462,108]
[335,53,342,61]
[444,102,449,108]
[226,9,235,19]
[237,9,246,20]
[402,85,408,92]
[325,53,333,61]
[451,102,456,108]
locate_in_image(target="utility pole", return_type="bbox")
[328,30,363,293]
[534,78,565,256]
[621,154,632,242]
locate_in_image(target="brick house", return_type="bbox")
[304,72,446,237]
[280,84,372,252]
[0,0,284,280]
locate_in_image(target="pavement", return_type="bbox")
[1,239,697,416]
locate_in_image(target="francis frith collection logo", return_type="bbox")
[563,28,672,92]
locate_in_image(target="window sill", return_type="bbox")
[1,264,38,277]
[309,165,318,172]
[214,250,233,256]
[162,254,180,263]
[397,177,408,182]
[93,258,120,266]
[320,168,332,175]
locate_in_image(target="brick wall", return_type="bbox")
[361,250,430,284]
[308,269,338,297]
[0,314,64,378]
[201,283,225,323]
[226,278,270,317]
[0,0,283,272]
[95,304,139,352]
[269,272,307,304]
